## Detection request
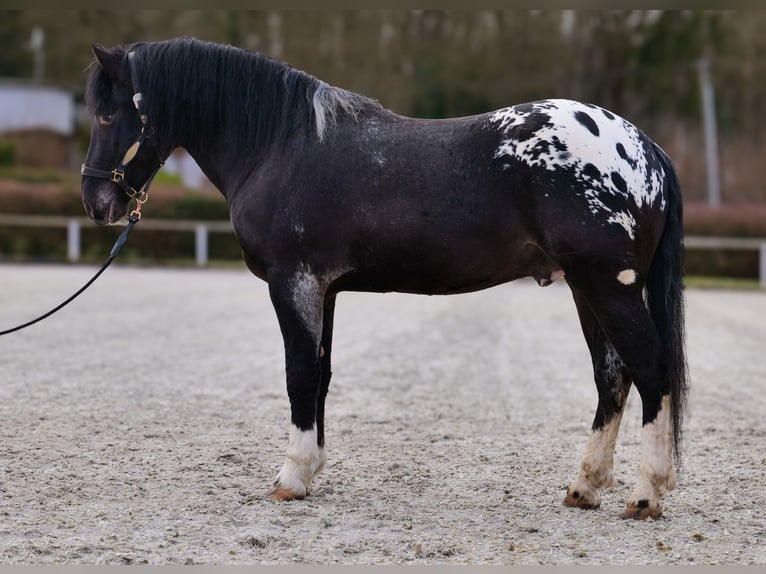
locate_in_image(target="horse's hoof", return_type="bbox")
[563,487,600,509]
[563,495,600,509]
[269,487,305,502]
[622,499,662,520]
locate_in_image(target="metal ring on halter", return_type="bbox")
[130,188,149,203]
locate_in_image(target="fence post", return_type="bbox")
[760,243,766,289]
[67,219,80,262]
[195,224,208,267]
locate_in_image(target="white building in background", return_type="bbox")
[0,83,73,136]
[161,148,212,191]
[0,82,74,168]
[0,81,210,189]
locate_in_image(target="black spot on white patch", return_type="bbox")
[574,111,600,136]
[511,111,552,142]
[616,143,628,160]
[513,103,536,115]
[551,136,568,153]
[582,163,602,181]
[616,143,638,169]
[529,139,551,156]
[610,171,628,194]
[601,109,615,120]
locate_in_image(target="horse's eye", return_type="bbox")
[98,112,114,126]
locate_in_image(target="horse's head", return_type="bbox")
[81,43,162,224]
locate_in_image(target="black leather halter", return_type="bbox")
[81,51,164,205]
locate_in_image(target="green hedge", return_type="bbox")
[0,141,15,166]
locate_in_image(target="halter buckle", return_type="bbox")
[131,188,149,204]
[111,168,125,183]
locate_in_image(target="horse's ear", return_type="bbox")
[91,43,130,85]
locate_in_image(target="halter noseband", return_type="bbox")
[81,51,164,208]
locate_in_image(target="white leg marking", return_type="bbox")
[628,396,676,511]
[617,268,637,285]
[289,270,322,344]
[274,424,324,497]
[288,264,351,346]
[567,410,624,507]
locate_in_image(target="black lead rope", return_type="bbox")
[0,213,140,336]
[3,49,159,336]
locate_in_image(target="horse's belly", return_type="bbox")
[342,236,554,295]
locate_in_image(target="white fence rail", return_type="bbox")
[0,214,765,286]
[0,214,233,267]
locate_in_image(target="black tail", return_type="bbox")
[646,143,689,466]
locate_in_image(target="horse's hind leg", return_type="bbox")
[564,288,632,510]
[572,281,676,519]
[267,270,328,501]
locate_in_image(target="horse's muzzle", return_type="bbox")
[81,181,128,225]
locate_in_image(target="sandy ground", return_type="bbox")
[0,263,764,565]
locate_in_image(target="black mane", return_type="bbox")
[86,37,375,156]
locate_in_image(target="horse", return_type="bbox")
[80,37,688,520]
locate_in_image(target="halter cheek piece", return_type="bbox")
[81,51,164,212]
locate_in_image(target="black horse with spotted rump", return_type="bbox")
[81,37,688,520]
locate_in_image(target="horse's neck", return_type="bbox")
[180,142,231,195]
[173,112,254,196]
[163,73,293,196]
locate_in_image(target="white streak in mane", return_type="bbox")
[312,82,367,142]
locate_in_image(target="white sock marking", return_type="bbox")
[274,424,325,497]
[289,268,322,344]
[568,410,624,505]
[629,395,676,506]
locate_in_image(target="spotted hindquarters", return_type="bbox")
[487,98,666,242]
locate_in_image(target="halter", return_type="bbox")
[80,51,164,215]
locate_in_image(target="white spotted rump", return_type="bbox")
[487,99,666,240]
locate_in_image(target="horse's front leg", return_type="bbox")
[268,270,327,501]
[316,296,336,453]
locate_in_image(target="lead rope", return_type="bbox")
[0,208,141,336]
